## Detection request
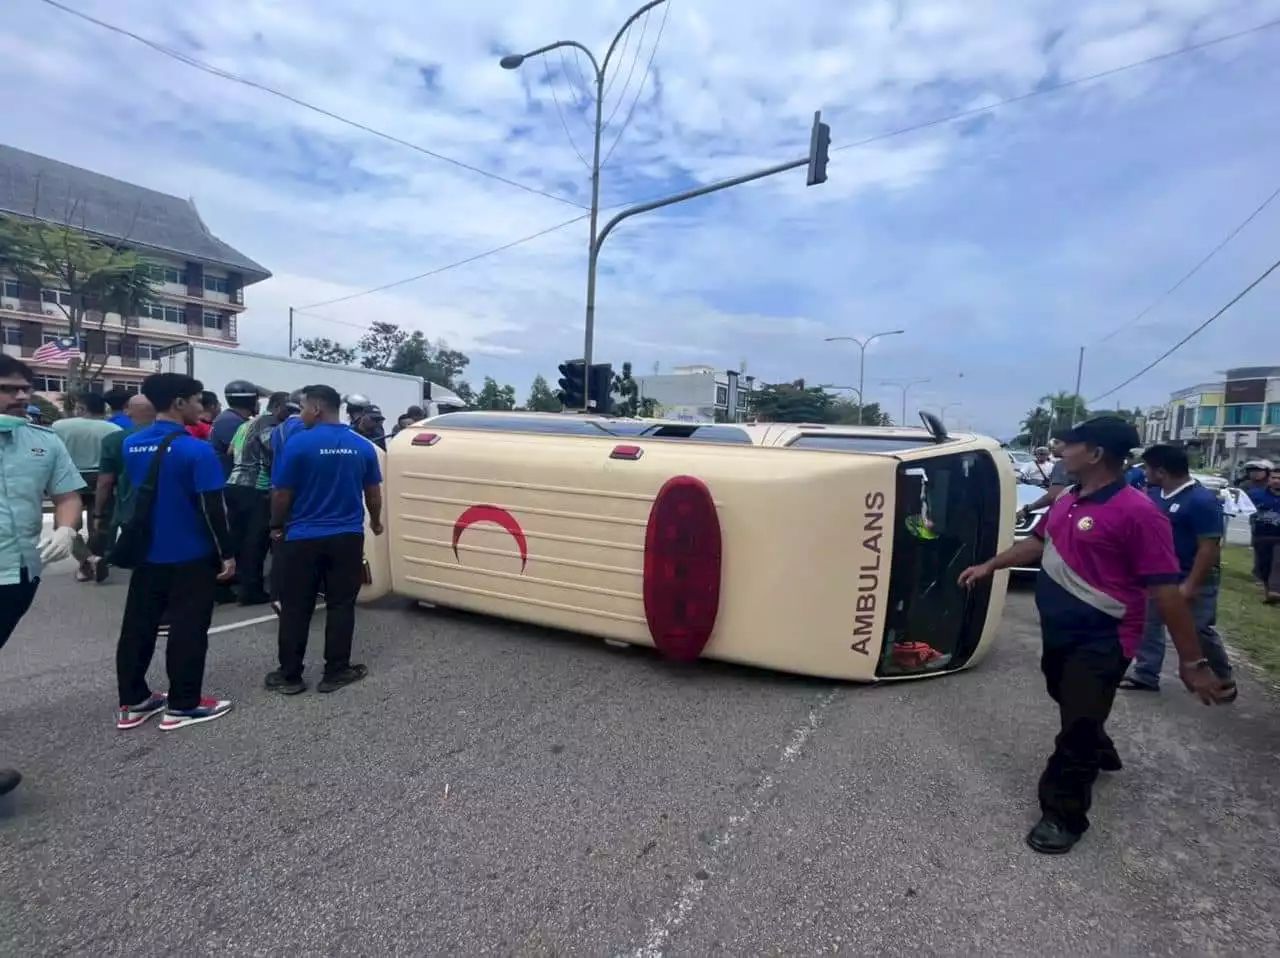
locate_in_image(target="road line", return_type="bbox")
[208,612,282,634]
[629,686,842,958]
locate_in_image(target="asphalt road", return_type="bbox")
[2,559,1278,957]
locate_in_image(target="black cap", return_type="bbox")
[1053,416,1140,458]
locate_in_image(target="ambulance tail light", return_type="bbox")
[642,475,722,662]
[610,444,643,461]
[411,432,441,447]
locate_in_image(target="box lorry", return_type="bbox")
[158,343,454,419]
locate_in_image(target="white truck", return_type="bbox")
[159,343,464,419]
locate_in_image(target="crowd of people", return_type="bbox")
[976,417,1278,855]
[0,354,394,797]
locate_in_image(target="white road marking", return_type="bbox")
[208,613,282,635]
[629,687,842,958]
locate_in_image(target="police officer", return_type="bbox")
[267,384,383,695]
[0,356,88,795]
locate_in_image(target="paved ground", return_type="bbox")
[2,561,1278,957]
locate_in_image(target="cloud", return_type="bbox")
[4,0,1280,434]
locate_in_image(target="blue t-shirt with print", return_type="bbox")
[270,415,306,481]
[1147,482,1222,578]
[273,422,381,541]
[122,421,226,564]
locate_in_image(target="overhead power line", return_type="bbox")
[294,214,589,311]
[825,17,1280,155]
[1095,185,1280,346]
[601,0,672,169]
[37,0,588,210]
[1088,255,1280,403]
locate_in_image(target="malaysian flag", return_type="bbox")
[31,337,80,365]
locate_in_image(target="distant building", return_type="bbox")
[1144,366,1280,466]
[0,144,270,399]
[632,364,750,422]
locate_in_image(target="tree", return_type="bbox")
[290,322,475,402]
[827,398,892,426]
[474,376,516,410]
[1039,392,1088,432]
[611,361,642,417]
[358,321,408,371]
[526,374,562,412]
[0,214,157,406]
[1020,407,1053,447]
[296,337,357,365]
[748,381,834,423]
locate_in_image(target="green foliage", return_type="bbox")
[474,376,516,410]
[526,374,562,412]
[611,361,641,417]
[296,337,357,365]
[295,323,474,399]
[0,215,158,404]
[1020,393,1091,447]
[747,381,892,425]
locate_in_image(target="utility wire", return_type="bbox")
[544,55,592,169]
[600,17,635,105]
[1095,185,1280,345]
[601,8,651,135]
[1088,255,1280,403]
[37,0,588,210]
[601,0,671,169]
[294,214,589,311]
[829,17,1280,157]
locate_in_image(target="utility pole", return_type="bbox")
[287,306,294,357]
[503,11,832,410]
[1072,345,1085,424]
[880,377,931,426]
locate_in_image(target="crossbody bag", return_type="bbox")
[108,431,182,570]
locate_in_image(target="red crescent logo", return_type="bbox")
[452,505,528,573]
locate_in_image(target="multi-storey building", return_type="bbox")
[1144,366,1280,466]
[0,144,270,399]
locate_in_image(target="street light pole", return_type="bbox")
[881,377,931,425]
[824,330,905,424]
[501,0,668,412]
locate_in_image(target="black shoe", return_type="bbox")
[1098,748,1123,772]
[0,767,21,796]
[239,590,272,607]
[317,664,368,694]
[264,670,307,695]
[214,586,238,606]
[1026,816,1081,855]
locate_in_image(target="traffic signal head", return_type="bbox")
[806,110,831,187]
[587,363,613,415]
[557,360,585,408]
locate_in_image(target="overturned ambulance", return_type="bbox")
[353,411,1015,682]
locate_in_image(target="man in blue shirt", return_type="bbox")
[1121,444,1235,699]
[268,384,383,695]
[117,373,237,733]
[103,388,134,430]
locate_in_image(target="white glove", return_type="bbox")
[38,526,79,564]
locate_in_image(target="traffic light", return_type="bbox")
[588,363,614,415]
[557,360,585,408]
[806,110,831,187]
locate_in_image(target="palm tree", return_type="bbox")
[1038,392,1088,432]
[1021,406,1053,447]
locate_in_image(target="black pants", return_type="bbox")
[116,557,218,711]
[0,569,40,651]
[1253,537,1280,592]
[1038,640,1129,835]
[276,533,364,680]
[227,486,271,596]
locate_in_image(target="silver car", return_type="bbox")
[1012,480,1047,574]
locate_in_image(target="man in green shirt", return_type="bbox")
[52,392,121,580]
[91,394,155,581]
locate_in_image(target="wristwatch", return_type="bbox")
[1182,658,1210,671]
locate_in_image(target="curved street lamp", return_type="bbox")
[501,0,669,411]
[823,330,905,424]
[880,377,931,425]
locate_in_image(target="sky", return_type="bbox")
[4,0,1280,435]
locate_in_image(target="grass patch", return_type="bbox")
[1218,545,1280,681]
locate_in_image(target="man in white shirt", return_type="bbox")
[1020,447,1055,486]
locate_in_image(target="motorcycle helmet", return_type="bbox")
[224,379,260,401]
[344,392,371,419]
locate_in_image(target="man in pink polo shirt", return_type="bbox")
[959,416,1221,855]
